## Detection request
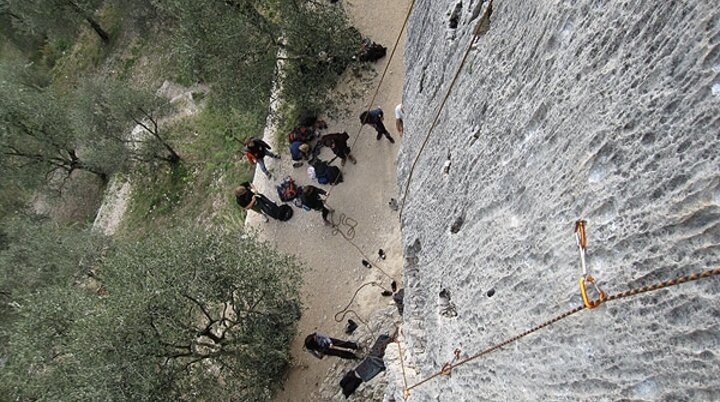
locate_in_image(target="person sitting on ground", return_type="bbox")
[359,107,395,143]
[320,132,356,166]
[234,181,268,222]
[354,37,387,62]
[290,141,311,162]
[244,136,280,179]
[304,332,360,360]
[300,184,334,225]
[394,103,404,136]
[298,111,328,132]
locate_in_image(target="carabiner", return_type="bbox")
[574,220,587,249]
[440,362,453,376]
[579,275,606,309]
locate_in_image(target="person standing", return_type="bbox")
[300,185,334,225]
[304,332,360,360]
[394,103,404,136]
[244,136,280,179]
[320,132,357,166]
[359,107,395,143]
[234,181,268,222]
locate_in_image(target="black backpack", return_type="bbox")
[255,194,293,221]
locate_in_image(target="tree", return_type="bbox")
[5,0,110,44]
[72,78,181,167]
[151,0,358,115]
[0,214,104,361]
[1,225,303,401]
[275,0,360,113]
[0,62,111,185]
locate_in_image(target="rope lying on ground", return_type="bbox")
[396,267,720,398]
[328,211,358,240]
[398,0,493,219]
[334,281,393,340]
[325,208,399,282]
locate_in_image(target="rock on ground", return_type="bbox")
[395,1,720,401]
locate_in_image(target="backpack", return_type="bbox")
[288,126,312,143]
[244,151,257,164]
[255,194,294,221]
[276,176,300,202]
[311,160,343,185]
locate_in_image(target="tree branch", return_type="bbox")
[182,293,214,324]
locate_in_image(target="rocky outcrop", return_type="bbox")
[395,1,720,401]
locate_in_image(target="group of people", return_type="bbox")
[233,103,405,367]
[237,103,404,226]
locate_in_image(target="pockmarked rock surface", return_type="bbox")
[394,1,720,401]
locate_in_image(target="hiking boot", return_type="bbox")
[349,155,357,164]
[292,161,304,168]
[266,172,273,180]
[387,135,395,144]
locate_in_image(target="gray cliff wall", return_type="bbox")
[397,1,720,401]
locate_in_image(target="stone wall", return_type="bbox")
[396,0,720,400]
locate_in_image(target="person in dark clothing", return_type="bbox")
[304,332,359,360]
[234,181,269,222]
[359,107,395,143]
[290,141,311,162]
[321,132,357,166]
[244,137,280,179]
[300,185,334,224]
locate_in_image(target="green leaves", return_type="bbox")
[0,221,303,401]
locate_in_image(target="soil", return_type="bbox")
[244,1,411,401]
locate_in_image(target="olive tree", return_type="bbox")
[0,62,111,185]
[4,0,110,44]
[72,78,181,167]
[1,225,303,401]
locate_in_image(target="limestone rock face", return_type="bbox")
[396,1,720,401]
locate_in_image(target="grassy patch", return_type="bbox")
[121,106,260,235]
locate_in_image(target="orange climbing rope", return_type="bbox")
[325,0,416,199]
[348,0,415,151]
[398,0,494,219]
[396,267,720,398]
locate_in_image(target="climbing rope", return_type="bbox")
[324,207,399,281]
[398,0,494,219]
[324,0,416,199]
[397,267,720,398]
[328,211,358,240]
[394,339,411,400]
[349,0,415,152]
[334,281,393,339]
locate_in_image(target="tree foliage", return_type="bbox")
[4,0,110,44]
[1,224,303,401]
[0,214,104,359]
[0,61,183,191]
[72,77,180,167]
[0,61,111,185]
[152,0,358,116]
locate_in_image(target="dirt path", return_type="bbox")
[245,1,410,401]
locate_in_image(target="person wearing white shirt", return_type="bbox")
[394,103,404,136]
